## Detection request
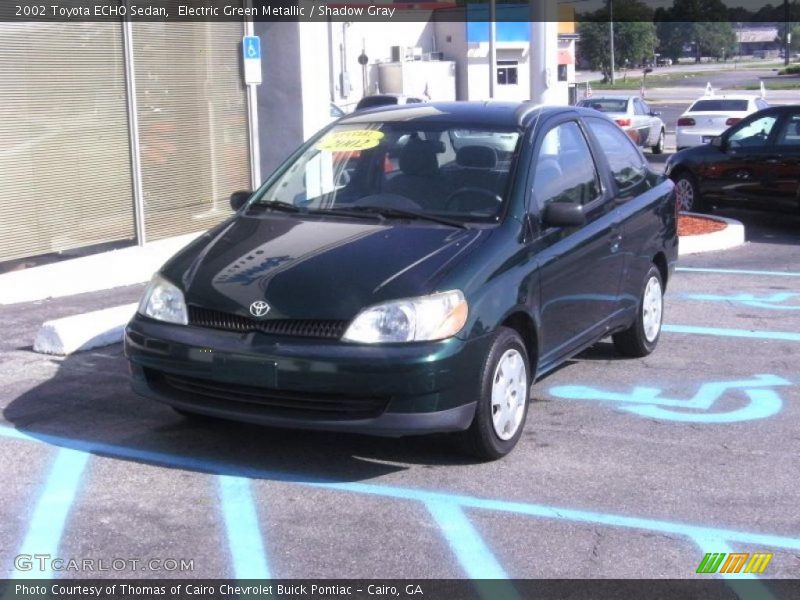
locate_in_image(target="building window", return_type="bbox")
[497,60,518,85]
[558,64,567,82]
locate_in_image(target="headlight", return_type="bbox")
[137,275,188,325]
[342,290,468,344]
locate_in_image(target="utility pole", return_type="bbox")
[785,0,791,67]
[608,0,615,85]
[489,0,497,98]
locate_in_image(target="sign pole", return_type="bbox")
[243,14,261,190]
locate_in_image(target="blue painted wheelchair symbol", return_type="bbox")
[549,374,790,423]
[685,292,800,310]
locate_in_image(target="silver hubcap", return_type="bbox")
[642,276,663,343]
[675,178,694,211]
[491,349,528,440]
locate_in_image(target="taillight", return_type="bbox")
[677,117,695,127]
[615,118,631,127]
[726,117,741,126]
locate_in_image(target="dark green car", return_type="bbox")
[125,102,677,459]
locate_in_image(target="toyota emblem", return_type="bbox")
[249,300,270,317]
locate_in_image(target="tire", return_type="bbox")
[651,129,665,154]
[459,327,531,460]
[672,171,705,213]
[613,265,664,358]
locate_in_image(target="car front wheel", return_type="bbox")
[460,327,530,460]
[613,265,664,358]
[672,172,704,212]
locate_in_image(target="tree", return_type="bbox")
[655,0,737,62]
[577,1,658,82]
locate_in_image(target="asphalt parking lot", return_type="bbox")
[1,196,799,583]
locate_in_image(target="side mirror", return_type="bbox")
[651,111,662,117]
[711,136,724,149]
[541,202,586,228]
[230,190,252,211]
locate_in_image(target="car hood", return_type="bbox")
[160,214,487,321]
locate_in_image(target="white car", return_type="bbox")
[577,96,666,154]
[676,95,770,150]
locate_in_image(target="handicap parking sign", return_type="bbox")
[243,35,262,85]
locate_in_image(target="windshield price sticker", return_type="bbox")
[316,130,384,152]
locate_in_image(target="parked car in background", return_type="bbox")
[666,105,800,212]
[577,96,666,154]
[675,94,769,150]
[126,102,677,460]
[355,93,426,111]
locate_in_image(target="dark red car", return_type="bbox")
[665,105,800,213]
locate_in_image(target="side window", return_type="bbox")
[633,100,646,116]
[776,113,800,147]
[727,115,777,149]
[532,121,600,210]
[586,117,647,192]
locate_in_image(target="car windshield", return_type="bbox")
[578,99,627,113]
[249,122,521,223]
[689,99,749,112]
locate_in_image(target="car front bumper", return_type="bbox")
[124,315,491,436]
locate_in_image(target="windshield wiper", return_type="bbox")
[340,206,468,229]
[247,200,301,213]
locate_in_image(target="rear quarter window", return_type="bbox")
[585,117,648,194]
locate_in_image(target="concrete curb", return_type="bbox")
[678,212,746,256]
[0,231,202,305]
[33,303,138,356]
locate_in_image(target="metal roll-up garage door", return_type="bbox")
[132,22,251,241]
[0,23,135,263]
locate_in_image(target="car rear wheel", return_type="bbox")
[651,129,665,154]
[672,172,704,212]
[459,327,530,460]
[613,265,664,358]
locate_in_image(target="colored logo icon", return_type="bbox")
[697,552,773,574]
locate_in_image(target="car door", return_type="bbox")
[584,116,658,321]
[765,110,800,211]
[528,118,624,365]
[633,99,653,146]
[701,112,780,205]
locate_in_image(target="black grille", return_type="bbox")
[188,306,347,339]
[148,370,388,420]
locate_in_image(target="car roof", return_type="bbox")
[579,96,632,101]
[690,94,759,102]
[339,101,591,129]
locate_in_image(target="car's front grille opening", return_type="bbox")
[187,306,347,340]
[146,369,389,421]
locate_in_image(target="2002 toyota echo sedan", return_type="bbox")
[125,102,678,460]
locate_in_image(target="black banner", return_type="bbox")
[2,580,800,600]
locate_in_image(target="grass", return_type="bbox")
[744,81,800,90]
[592,71,707,90]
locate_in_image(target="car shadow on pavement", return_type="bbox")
[713,208,800,247]
[2,345,494,485]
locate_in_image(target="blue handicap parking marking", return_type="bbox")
[683,292,800,311]
[2,424,800,581]
[549,374,791,423]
